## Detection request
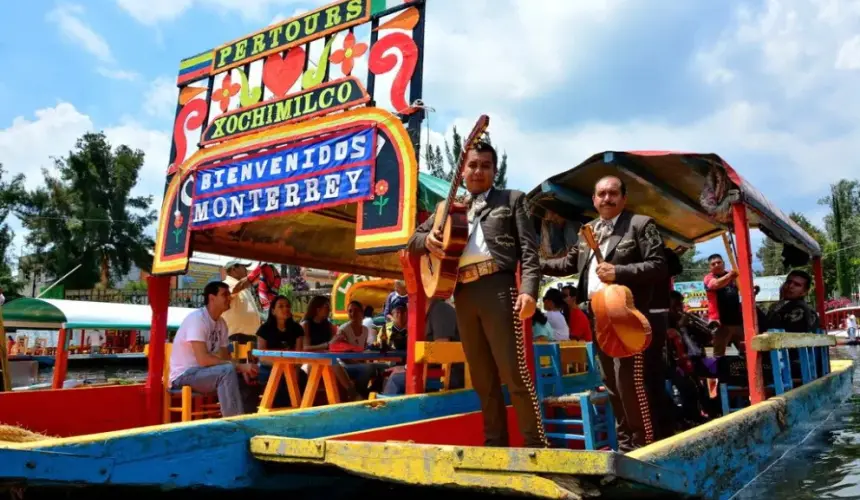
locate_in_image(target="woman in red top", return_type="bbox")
[562,285,593,342]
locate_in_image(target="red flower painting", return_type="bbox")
[329,32,368,76]
[375,180,389,196]
[212,73,241,113]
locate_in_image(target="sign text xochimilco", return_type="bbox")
[191,127,375,229]
[201,77,368,144]
[213,0,370,72]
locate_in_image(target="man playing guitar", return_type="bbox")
[408,141,547,448]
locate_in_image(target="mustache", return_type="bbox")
[599,202,616,207]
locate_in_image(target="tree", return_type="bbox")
[15,132,157,290]
[819,181,860,298]
[0,164,25,297]
[676,245,709,282]
[425,143,445,179]
[439,127,509,188]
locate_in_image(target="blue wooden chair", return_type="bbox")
[534,342,617,450]
[719,329,794,414]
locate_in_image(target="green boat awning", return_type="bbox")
[417,172,465,212]
[1,298,196,330]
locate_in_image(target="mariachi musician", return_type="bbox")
[407,141,547,449]
[541,175,669,451]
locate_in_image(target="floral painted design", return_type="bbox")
[172,211,184,244]
[372,180,390,215]
[212,73,241,113]
[329,32,368,76]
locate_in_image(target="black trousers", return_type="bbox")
[454,272,546,448]
[591,309,674,451]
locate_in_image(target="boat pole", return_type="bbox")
[731,203,765,405]
[812,257,827,331]
[52,328,69,389]
[400,251,426,395]
[0,308,10,392]
[37,264,81,298]
[146,275,171,425]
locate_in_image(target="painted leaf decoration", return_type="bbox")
[237,67,262,107]
[262,47,305,97]
[302,37,335,90]
[169,98,208,174]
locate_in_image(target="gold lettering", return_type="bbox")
[345,0,363,20]
[216,46,233,69]
[251,106,266,128]
[275,99,293,122]
[268,26,284,49]
[336,81,352,103]
[303,12,320,35]
[285,21,301,41]
[324,6,342,28]
[235,40,248,61]
[319,87,335,109]
[252,34,266,55]
[239,112,251,131]
[226,115,239,135]
[302,92,318,114]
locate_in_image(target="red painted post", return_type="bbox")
[732,203,765,405]
[400,251,426,395]
[813,257,826,331]
[52,328,69,389]
[146,275,171,425]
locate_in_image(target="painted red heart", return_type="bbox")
[263,47,305,97]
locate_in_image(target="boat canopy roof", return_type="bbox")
[526,151,821,259]
[1,298,196,330]
[189,172,463,279]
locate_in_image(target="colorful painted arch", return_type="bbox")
[152,107,419,278]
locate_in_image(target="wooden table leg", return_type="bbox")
[301,365,323,408]
[258,362,284,413]
[283,364,301,408]
[321,366,341,405]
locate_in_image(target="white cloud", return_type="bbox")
[96,67,140,81]
[117,0,305,25]
[47,4,113,63]
[143,77,179,120]
[0,103,170,256]
[835,34,860,69]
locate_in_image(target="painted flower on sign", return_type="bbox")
[372,181,390,215]
[375,180,389,196]
[329,32,368,76]
[213,73,241,113]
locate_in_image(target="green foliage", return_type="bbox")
[676,246,710,282]
[15,132,157,290]
[0,164,25,297]
[433,127,509,189]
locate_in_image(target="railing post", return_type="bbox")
[52,328,69,389]
[732,203,766,405]
[146,275,171,425]
[812,257,826,331]
[400,250,426,395]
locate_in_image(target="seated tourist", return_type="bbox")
[170,281,259,417]
[762,270,818,333]
[330,300,379,400]
[531,309,554,341]
[542,289,570,341]
[562,285,593,342]
[256,295,305,408]
[382,300,466,395]
[386,304,409,351]
[301,296,337,352]
[383,281,408,322]
[362,305,378,346]
[667,291,720,425]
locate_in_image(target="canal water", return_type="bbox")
[17,347,860,499]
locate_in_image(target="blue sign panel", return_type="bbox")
[191,127,375,229]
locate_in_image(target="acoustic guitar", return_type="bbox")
[581,224,652,358]
[419,115,490,299]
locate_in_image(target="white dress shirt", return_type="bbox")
[459,189,493,268]
[586,214,621,299]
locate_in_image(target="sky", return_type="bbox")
[2,0,860,275]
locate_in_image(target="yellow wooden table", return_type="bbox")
[253,349,406,412]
